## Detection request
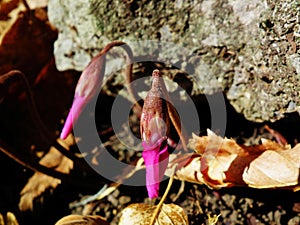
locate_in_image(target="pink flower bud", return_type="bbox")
[140,69,171,199]
[60,54,105,139]
[60,41,134,139]
[142,137,169,199]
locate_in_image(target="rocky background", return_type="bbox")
[47,0,300,123]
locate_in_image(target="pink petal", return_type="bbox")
[60,95,86,139]
[60,54,106,139]
[142,139,169,199]
[75,56,105,100]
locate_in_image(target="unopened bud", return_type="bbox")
[140,69,171,199]
[140,69,170,145]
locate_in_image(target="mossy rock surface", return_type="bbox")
[48,0,300,122]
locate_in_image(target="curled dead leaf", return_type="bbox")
[167,129,300,190]
[119,203,188,225]
[55,215,109,225]
[243,145,300,188]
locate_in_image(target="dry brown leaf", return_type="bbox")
[0,7,57,78]
[167,129,300,190]
[119,203,188,225]
[19,136,74,211]
[0,0,23,42]
[55,215,109,225]
[243,145,300,188]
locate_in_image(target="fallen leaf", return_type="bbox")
[243,145,300,188]
[0,8,57,80]
[0,0,19,19]
[55,215,109,225]
[119,203,188,225]
[0,0,22,42]
[167,129,300,190]
[19,136,74,211]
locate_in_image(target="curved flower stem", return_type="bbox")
[149,163,178,225]
[100,40,142,110]
[159,77,188,151]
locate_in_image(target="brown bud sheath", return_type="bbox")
[140,69,170,145]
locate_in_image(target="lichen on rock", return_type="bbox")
[48,0,300,122]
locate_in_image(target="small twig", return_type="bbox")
[207,214,221,225]
[0,138,68,180]
[0,138,107,189]
[70,184,108,208]
[149,163,178,225]
[21,0,30,11]
[264,125,288,146]
[71,158,145,208]
[172,180,185,202]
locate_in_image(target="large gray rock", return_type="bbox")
[48,0,300,122]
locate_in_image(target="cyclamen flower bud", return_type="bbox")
[60,54,106,140]
[140,69,171,199]
[60,41,134,140]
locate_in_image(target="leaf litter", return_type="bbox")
[166,129,300,190]
[119,203,188,225]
